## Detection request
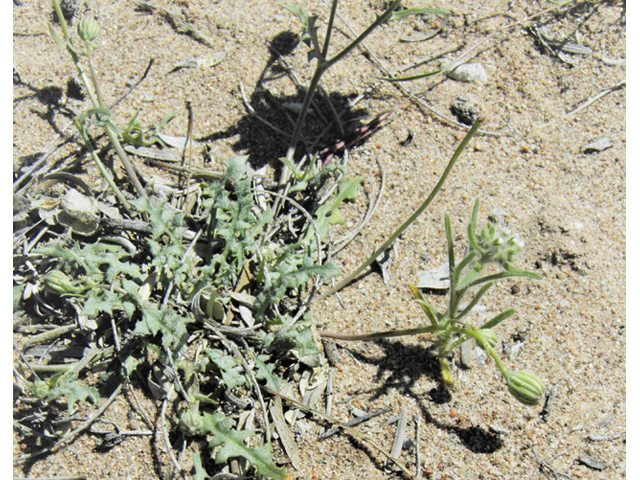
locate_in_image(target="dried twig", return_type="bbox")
[333,156,386,253]
[137,2,217,49]
[270,396,301,469]
[389,408,407,461]
[161,399,187,479]
[319,406,392,440]
[415,414,422,479]
[566,80,626,117]
[263,386,416,479]
[14,381,124,464]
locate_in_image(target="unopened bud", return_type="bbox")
[179,409,204,436]
[78,17,100,42]
[33,380,50,400]
[506,370,545,406]
[43,270,83,295]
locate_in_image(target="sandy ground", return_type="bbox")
[13,0,625,479]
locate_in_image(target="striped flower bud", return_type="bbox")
[43,270,83,295]
[33,380,50,400]
[77,17,100,42]
[179,409,204,436]
[506,370,545,406]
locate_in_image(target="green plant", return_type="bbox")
[278,1,448,190]
[15,2,553,478]
[320,198,545,406]
[49,1,176,212]
[18,153,359,477]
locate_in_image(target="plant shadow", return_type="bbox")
[199,31,370,172]
[345,338,503,454]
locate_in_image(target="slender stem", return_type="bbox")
[84,40,147,198]
[84,40,105,108]
[105,125,147,197]
[322,0,340,58]
[324,0,403,70]
[444,213,457,322]
[318,324,441,341]
[452,251,476,284]
[79,123,132,212]
[286,65,326,161]
[463,269,541,290]
[52,0,99,108]
[454,282,493,320]
[52,0,72,39]
[448,325,509,376]
[318,117,483,301]
[479,308,516,330]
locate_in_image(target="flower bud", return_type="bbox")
[78,17,100,42]
[179,409,203,436]
[43,270,83,295]
[475,329,498,349]
[33,380,50,400]
[506,370,545,406]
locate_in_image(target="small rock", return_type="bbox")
[579,455,606,471]
[583,137,614,153]
[473,139,488,151]
[474,346,487,367]
[445,63,488,83]
[460,341,474,369]
[450,96,481,125]
[506,341,525,360]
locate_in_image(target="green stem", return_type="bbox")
[322,0,340,58]
[84,40,147,198]
[318,117,483,301]
[324,0,403,70]
[462,269,541,290]
[318,324,442,341]
[52,0,99,108]
[84,39,105,108]
[82,129,132,213]
[448,325,509,376]
[454,282,493,320]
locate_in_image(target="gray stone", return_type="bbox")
[446,63,488,83]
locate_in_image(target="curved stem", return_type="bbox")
[449,325,509,377]
[318,117,483,301]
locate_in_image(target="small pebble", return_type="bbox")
[579,454,606,471]
[459,341,474,369]
[473,140,488,151]
[582,137,614,153]
[445,63,488,83]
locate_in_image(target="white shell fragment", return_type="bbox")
[57,188,99,235]
[172,51,227,70]
[416,262,450,290]
[582,137,614,153]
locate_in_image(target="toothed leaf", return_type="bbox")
[202,412,286,480]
